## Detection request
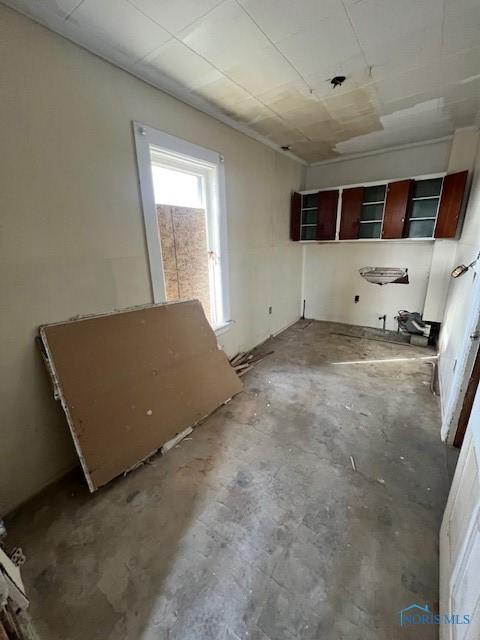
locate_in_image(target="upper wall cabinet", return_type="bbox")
[435,171,468,238]
[291,190,339,241]
[291,170,468,242]
[382,179,413,239]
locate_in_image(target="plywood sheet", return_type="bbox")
[39,300,242,491]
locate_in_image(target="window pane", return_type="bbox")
[359,222,381,238]
[408,219,435,238]
[360,203,384,221]
[413,178,442,198]
[302,210,317,224]
[301,225,317,240]
[303,193,318,209]
[152,165,203,208]
[363,184,386,203]
[410,199,439,218]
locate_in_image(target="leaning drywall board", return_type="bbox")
[39,300,242,491]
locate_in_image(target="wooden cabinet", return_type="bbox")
[339,187,363,239]
[291,190,338,241]
[290,191,301,241]
[435,171,468,238]
[316,190,338,240]
[291,170,467,242]
[382,179,413,239]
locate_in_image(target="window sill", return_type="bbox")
[215,320,234,336]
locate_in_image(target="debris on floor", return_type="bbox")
[229,350,274,376]
[37,300,242,492]
[161,427,193,454]
[0,544,36,640]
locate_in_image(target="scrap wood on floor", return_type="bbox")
[229,349,274,376]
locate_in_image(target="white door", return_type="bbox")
[440,386,480,638]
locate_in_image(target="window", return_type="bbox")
[134,123,230,331]
[407,178,442,238]
[359,184,386,239]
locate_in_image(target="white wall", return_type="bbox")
[302,139,454,330]
[439,134,480,440]
[305,139,452,190]
[0,6,303,513]
[303,242,434,331]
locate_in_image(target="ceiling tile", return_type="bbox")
[3,0,82,20]
[67,0,170,61]
[248,115,307,144]
[237,0,343,43]
[191,76,257,117]
[276,12,362,79]
[373,63,443,106]
[323,86,377,123]
[306,55,370,96]
[441,47,480,86]
[179,0,270,71]
[289,140,338,162]
[225,44,299,95]
[138,40,222,90]
[259,87,330,123]
[224,97,274,124]
[345,0,442,71]
[335,98,454,155]
[126,0,224,35]
[445,97,480,128]
[442,2,480,55]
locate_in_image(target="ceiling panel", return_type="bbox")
[4,0,480,163]
[138,39,222,90]
[126,0,224,35]
[4,0,82,20]
[178,0,270,71]
[275,12,363,79]
[225,45,299,95]
[443,1,480,55]
[345,0,442,72]
[237,0,343,43]
[67,0,170,62]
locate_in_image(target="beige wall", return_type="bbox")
[0,6,303,513]
[305,138,452,189]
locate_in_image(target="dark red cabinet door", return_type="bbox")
[316,190,339,240]
[382,180,413,239]
[290,191,301,241]
[435,171,468,238]
[339,187,363,239]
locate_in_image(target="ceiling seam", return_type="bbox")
[440,0,446,55]
[124,0,227,60]
[64,0,85,21]
[339,0,385,113]
[232,0,314,94]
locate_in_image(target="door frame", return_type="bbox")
[441,271,480,443]
[454,343,480,447]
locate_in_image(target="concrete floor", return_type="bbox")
[7,320,455,640]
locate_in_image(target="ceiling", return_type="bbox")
[5,0,480,163]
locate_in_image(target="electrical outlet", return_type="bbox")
[354,295,359,303]
[268,306,272,315]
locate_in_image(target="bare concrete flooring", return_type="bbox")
[7,320,456,640]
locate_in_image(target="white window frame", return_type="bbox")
[133,122,231,333]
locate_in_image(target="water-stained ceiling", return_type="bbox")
[5,0,480,163]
